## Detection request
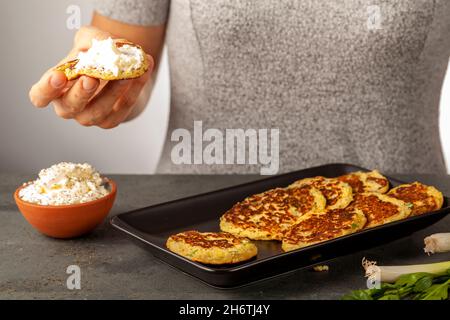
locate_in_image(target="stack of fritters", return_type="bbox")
[219,170,443,252]
[168,169,444,264]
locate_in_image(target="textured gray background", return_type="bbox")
[0,0,170,174]
[0,0,449,174]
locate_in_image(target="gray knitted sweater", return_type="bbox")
[96,0,450,174]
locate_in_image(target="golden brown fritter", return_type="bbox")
[337,170,389,194]
[351,192,411,228]
[220,185,326,240]
[388,182,443,216]
[289,176,353,209]
[166,231,257,265]
[282,207,367,251]
[55,41,150,81]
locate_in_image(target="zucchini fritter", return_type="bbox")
[55,41,150,81]
[351,192,411,228]
[166,231,257,265]
[388,182,443,216]
[337,170,389,194]
[220,185,326,240]
[282,207,367,251]
[289,176,353,210]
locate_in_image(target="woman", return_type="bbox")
[29,0,450,174]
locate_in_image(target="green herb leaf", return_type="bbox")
[378,294,400,300]
[413,275,433,293]
[395,272,432,287]
[418,280,450,300]
[341,290,373,300]
[187,249,198,257]
[433,275,450,284]
[370,283,397,299]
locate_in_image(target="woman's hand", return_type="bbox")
[29,26,153,129]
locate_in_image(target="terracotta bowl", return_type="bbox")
[14,180,117,239]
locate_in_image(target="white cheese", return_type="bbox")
[75,37,143,76]
[19,162,110,205]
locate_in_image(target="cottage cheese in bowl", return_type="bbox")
[19,162,110,206]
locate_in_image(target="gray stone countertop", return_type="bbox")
[1,173,449,299]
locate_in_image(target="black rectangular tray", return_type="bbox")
[110,163,449,288]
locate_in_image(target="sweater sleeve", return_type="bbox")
[93,0,170,26]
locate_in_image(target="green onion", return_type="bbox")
[424,233,450,254]
[342,259,450,300]
[363,258,450,283]
[342,260,450,300]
